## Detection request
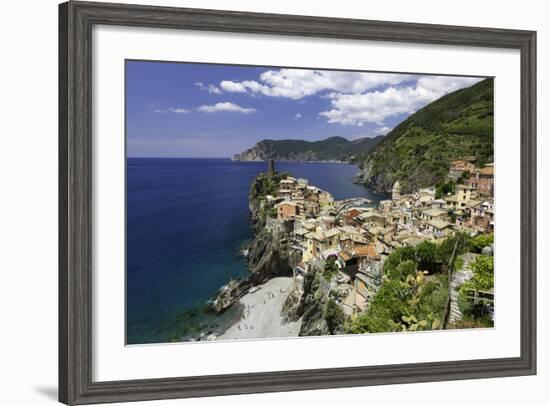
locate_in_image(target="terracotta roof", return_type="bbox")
[352,244,378,258]
[479,166,494,176]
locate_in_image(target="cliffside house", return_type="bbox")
[338,225,368,250]
[359,212,386,228]
[298,200,320,218]
[302,228,341,261]
[426,218,453,236]
[469,200,495,232]
[418,207,449,222]
[275,201,297,220]
[265,217,294,234]
[337,243,378,269]
[277,188,292,201]
[277,177,296,200]
[449,159,476,179]
[431,198,447,209]
[465,164,494,198]
[387,210,410,227]
[445,184,475,210]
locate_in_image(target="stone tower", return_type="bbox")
[392,180,401,201]
[268,159,275,175]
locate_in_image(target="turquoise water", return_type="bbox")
[126,158,387,344]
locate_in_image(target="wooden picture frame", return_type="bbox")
[59,1,536,404]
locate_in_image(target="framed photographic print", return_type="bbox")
[59,1,536,404]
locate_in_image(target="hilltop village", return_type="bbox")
[255,158,494,325]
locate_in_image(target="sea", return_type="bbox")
[126,158,388,344]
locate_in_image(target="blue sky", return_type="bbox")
[126,61,483,158]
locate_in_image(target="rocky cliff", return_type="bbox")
[282,264,345,336]
[212,170,300,313]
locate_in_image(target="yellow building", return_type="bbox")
[302,228,340,262]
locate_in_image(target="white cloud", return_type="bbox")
[195,82,222,94]
[220,80,248,93]
[197,102,256,114]
[374,126,392,135]
[168,107,190,114]
[294,113,302,120]
[320,76,482,126]
[219,69,413,100]
[211,69,484,127]
[153,109,167,114]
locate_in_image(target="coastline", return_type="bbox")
[217,277,302,341]
[232,158,351,164]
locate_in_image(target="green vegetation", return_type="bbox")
[468,232,494,253]
[325,299,345,334]
[457,279,494,329]
[462,255,494,293]
[250,170,289,201]
[348,233,477,334]
[359,78,494,193]
[323,255,339,281]
[249,170,290,231]
[348,266,448,334]
[457,233,494,328]
[435,179,456,199]
[233,135,384,163]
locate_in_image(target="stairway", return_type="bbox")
[448,253,476,325]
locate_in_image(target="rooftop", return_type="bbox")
[352,244,378,258]
[275,201,297,207]
[423,208,448,217]
[428,219,452,230]
[479,166,494,176]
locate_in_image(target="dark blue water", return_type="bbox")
[126,158,387,344]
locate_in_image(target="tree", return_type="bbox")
[438,232,470,267]
[469,233,494,253]
[323,255,339,281]
[435,180,456,199]
[384,246,416,278]
[395,260,417,280]
[325,299,345,334]
[415,241,442,273]
[464,255,494,292]
[348,279,408,333]
[349,269,448,334]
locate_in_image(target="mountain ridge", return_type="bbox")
[358,78,494,193]
[232,135,384,163]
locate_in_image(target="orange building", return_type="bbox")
[275,201,297,220]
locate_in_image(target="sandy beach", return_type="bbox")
[218,277,302,340]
